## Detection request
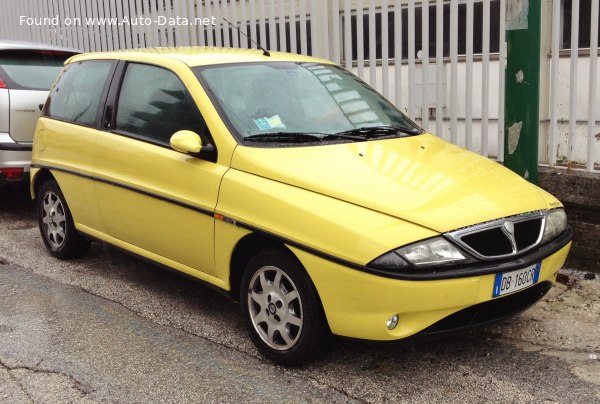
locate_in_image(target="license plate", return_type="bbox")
[492,263,541,298]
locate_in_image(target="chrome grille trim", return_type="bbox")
[445,211,546,261]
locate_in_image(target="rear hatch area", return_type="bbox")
[0,49,76,143]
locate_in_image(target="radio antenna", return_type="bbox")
[223,18,271,57]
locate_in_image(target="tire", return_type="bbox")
[240,249,331,366]
[37,179,90,259]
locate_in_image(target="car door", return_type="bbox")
[35,59,116,232]
[93,61,226,280]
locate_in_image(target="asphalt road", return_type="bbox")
[1,184,599,403]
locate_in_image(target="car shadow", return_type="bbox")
[0,183,36,220]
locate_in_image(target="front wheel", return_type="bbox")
[37,179,90,259]
[240,249,330,366]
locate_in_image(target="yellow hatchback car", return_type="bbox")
[31,47,572,366]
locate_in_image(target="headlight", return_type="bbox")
[369,237,476,270]
[542,208,568,243]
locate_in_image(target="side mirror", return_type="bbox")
[170,130,214,158]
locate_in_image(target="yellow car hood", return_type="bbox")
[230,134,554,233]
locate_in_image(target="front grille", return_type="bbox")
[461,228,512,256]
[514,219,543,250]
[420,281,552,335]
[447,212,545,260]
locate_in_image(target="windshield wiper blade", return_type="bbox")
[321,133,367,141]
[244,132,324,143]
[335,125,423,138]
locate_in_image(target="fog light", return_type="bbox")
[386,314,399,330]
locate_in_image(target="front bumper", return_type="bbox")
[291,230,572,341]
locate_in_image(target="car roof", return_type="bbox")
[70,46,333,67]
[0,39,80,53]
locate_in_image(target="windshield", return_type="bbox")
[195,62,422,144]
[0,50,73,90]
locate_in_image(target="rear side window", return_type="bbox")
[46,60,112,126]
[0,50,74,90]
[115,63,207,144]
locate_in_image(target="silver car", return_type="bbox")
[0,40,78,184]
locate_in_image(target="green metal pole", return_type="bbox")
[504,0,541,184]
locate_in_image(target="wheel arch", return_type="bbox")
[228,233,326,309]
[229,233,283,301]
[31,168,56,199]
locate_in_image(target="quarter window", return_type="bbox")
[115,63,207,144]
[46,60,113,126]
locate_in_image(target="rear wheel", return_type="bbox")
[37,179,90,259]
[241,249,330,366]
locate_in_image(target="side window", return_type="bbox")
[115,63,207,144]
[46,60,113,126]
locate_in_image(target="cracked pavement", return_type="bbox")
[1,184,599,403]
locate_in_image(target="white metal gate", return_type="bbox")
[1,0,598,172]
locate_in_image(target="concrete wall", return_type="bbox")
[539,167,600,273]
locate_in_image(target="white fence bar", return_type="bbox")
[213,0,222,47]
[421,0,430,131]
[332,0,340,63]
[289,0,297,54]
[299,0,307,55]
[498,0,506,161]
[250,0,258,49]
[465,0,474,150]
[237,0,246,48]
[28,0,39,43]
[381,0,389,99]
[407,0,415,118]
[548,0,561,165]
[344,0,352,69]
[231,0,239,48]
[368,0,377,84]
[278,0,286,52]
[588,0,599,172]
[268,0,276,50]
[320,0,329,59]
[196,0,205,46]
[149,0,159,46]
[481,0,490,156]
[258,0,266,48]
[394,0,402,107]
[209,1,216,46]
[221,1,230,47]
[568,0,579,163]
[435,0,444,138]
[310,0,318,56]
[172,0,182,46]
[450,0,458,144]
[369,0,377,86]
[356,3,365,79]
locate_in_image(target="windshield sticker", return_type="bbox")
[254,115,286,130]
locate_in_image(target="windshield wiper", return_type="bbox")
[243,126,422,144]
[335,125,424,139]
[244,131,368,143]
[244,132,324,143]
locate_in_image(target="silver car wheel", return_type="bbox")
[41,191,67,249]
[247,265,303,351]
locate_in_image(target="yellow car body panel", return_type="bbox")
[230,134,562,234]
[30,47,572,349]
[32,117,104,231]
[92,130,227,277]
